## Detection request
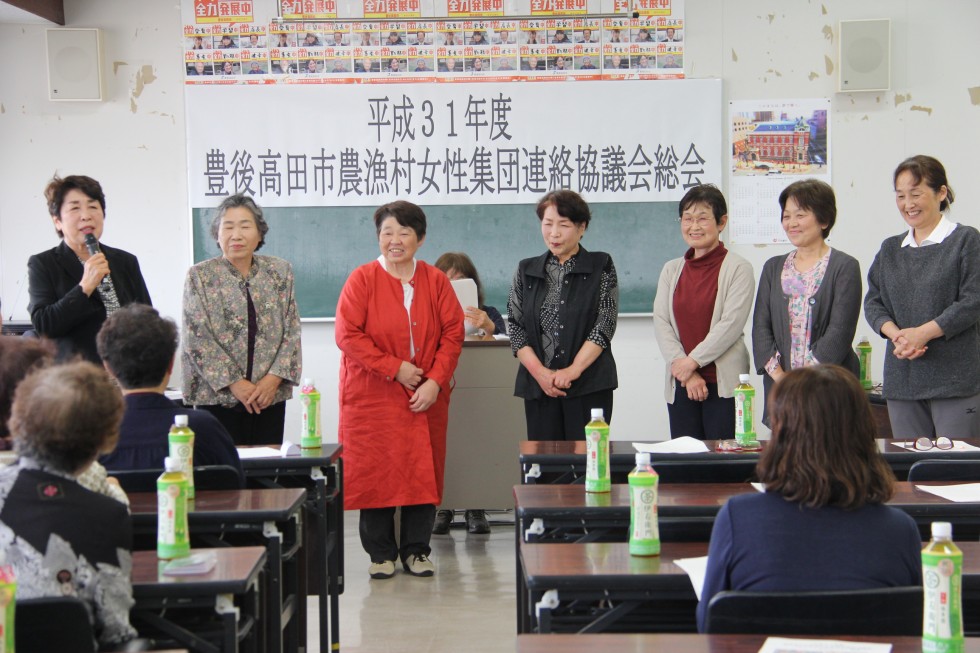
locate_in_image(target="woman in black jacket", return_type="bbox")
[508,190,619,440]
[28,175,152,363]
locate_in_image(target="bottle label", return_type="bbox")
[301,393,322,446]
[859,348,872,389]
[734,390,754,437]
[923,552,963,651]
[158,484,181,545]
[629,481,660,541]
[585,427,610,491]
[0,570,13,653]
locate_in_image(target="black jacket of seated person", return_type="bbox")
[100,393,244,484]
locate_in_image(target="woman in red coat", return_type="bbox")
[335,201,465,579]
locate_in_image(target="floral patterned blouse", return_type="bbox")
[778,248,830,370]
[181,255,302,407]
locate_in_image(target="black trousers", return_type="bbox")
[199,401,286,446]
[666,382,735,440]
[523,389,614,441]
[359,504,436,563]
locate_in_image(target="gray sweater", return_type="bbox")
[753,248,863,423]
[864,224,980,400]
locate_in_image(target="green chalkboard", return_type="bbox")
[192,202,686,318]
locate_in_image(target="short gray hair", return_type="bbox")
[209,194,269,250]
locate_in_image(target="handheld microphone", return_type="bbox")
[84,233,100,257]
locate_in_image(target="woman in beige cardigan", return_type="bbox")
[654,185,755,439]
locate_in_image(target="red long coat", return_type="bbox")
[335,260,464,510]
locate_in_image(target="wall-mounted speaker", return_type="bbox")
[45,28,104,101]
[838,19,890,93]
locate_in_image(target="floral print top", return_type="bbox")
[780,248,830,370]
[181,255,302,407]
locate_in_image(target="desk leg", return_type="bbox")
[515,511,526,634]
[309,468,331,653]
[216,593,241,653]
[328,459,344,651]
[263,521,284,653]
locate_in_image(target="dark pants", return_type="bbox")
[359,504,436,563]
[667,382,735,440]
[524,389,614,441]
[199,401,286,446]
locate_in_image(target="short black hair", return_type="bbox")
[894,155,955,212]
[535,190,591,228]
[44,175,106,236]
[678,184,727,224]
[374,200,427,239]
[778,179,837,239]
[96,304,178,389]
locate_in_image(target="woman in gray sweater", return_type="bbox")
[865,155,980,438]
[752,179,862,425]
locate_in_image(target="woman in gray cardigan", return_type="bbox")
[654,185,755,439]
[752,180,862,425]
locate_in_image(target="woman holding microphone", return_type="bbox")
[28,175,152,362]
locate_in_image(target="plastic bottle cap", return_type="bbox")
[738,373,750,383]
[164,456,179,472]
[932,522,953,539]
[303,377,314,386]
[859,336,870,344]
[635,452,651,467]
[590,408,604,419]
[174,415,189,427]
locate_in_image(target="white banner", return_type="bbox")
[186,78,721,207]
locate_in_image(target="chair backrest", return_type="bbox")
[704,586,923,636]
[16,596,97,653]
[651,459,757,484]
[112,464,243,493]
[907,459,980,483]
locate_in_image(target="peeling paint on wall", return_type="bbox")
[133,65,157,99]
[822,25,833,43]
[767,13,776,24]
[808,71,819,81]
[822,4,828,15]
[894,93,912,106]
[113,61,128,75]
[732,49,738,62]
[765,69,783,77]
[824,56,833,75]
[130,98,138,113]
[0,104,4,114]
[969,87,980,106]
[862,115,868,121]
[910,105,933,116]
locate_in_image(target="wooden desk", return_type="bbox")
[132,546,266,653]
[239,445,343,653]
[520,439,980,484]
[130,489,306,653]
[519,541,980,635]
[444,338,525,509]
[517,634,980,652]
[514,482,980,544]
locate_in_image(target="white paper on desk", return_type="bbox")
[674,556,708,601]
[758,636,892,653]
[161,551,218,576]
[915,482,980,502]
[237,446,284,459]
[450,279,481,336]
[893,439,980,452]
[633,437,710,454]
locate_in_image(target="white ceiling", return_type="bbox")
[0,2,59,24]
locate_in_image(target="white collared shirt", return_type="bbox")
[377,255,417,358]
[901,214,957,248]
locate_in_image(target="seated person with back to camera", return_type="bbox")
[97,304,243,482]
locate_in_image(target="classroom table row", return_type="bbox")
[517,634,980,652]
[122,444,343,653]
[519,438,980,484]
[513,481,980,634]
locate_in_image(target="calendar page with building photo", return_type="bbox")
[728,98,831,244]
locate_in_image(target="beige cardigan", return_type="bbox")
[653,251,755,403]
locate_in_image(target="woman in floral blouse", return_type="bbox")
[182,194,302,445]
[752,179,862,425]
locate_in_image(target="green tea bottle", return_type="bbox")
[628,452,660,556]
[0,563,14,653]
[733,374,758,448]
[856,336,873,390]
[299,378,322,449]
[157,457,191,560]
[923,521,963,653]
[584,408,610,493]
[168,414,195,499]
